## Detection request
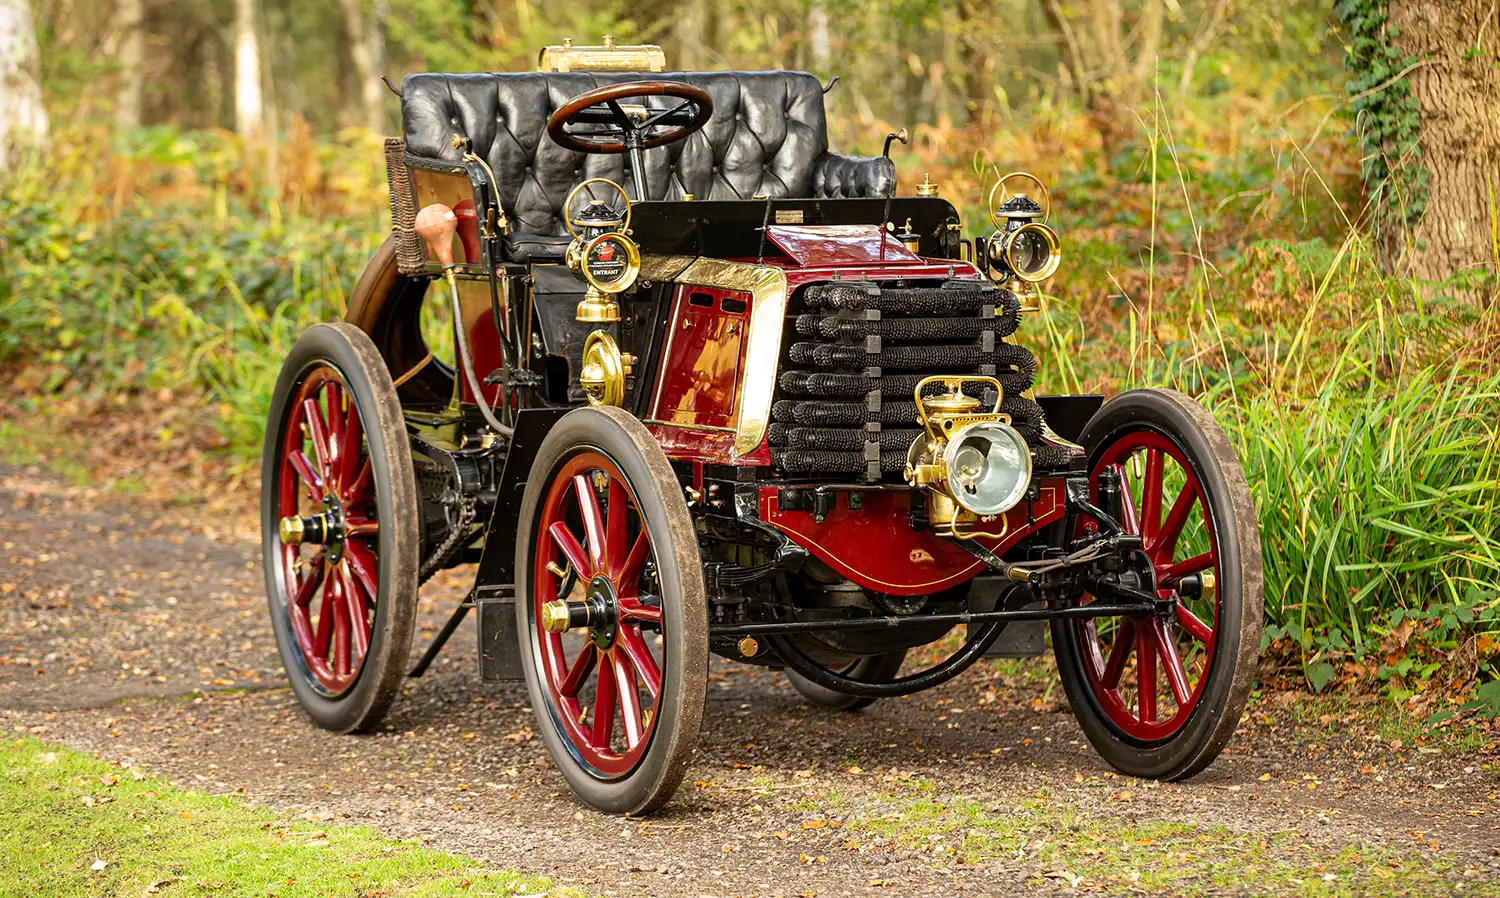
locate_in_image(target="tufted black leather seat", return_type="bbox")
[401,70,896,252]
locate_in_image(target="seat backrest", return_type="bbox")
[401,71,830,236]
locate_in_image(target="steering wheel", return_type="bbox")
[547,81,714,155]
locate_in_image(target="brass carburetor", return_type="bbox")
[904,375,1033,538]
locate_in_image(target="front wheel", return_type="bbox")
[1052,389,1262,781]
[515,407,707,815]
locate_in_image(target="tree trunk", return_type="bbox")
[675,0,707,70]
[338,0,386,133]
[0,0,48,170]
[234,0,263,138]
[114,0,145,129]
[808,0,831,73]
[1386,0,1500,301]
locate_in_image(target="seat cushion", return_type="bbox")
[401,71,832,236]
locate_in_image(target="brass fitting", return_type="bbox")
[278,515,305,546]
[737,636,759,657]
[578,331,633,407]
[540,600,574,633]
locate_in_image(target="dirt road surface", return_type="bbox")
[2,464,1497,896]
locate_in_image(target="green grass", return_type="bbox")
[0,736,573,898]
[850,790,1499,897]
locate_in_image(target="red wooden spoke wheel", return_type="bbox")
[516,407,706,815]
[1052,389,1262,781]
[262,323,420,734]
[533,452,664,775]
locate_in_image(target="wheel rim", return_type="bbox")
[532,450,665,779]
[276,366,378,697]
[1073,429,1221,743]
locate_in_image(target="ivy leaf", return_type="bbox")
[1306,661,1338,694]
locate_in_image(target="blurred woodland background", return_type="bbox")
[1,0,1499,712]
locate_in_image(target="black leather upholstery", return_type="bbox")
[401,70,895,243]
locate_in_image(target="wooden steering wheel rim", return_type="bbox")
[546,81,714,154]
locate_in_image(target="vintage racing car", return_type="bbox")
[260,40,1263,815]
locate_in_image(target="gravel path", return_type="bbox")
[2,464,1497,896]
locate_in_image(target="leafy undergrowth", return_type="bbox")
[842,789,1498,897]
[0,736,571,898]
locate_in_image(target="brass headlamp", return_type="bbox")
[903,375,1033,538]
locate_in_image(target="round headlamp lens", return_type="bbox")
[1004,223,1061,283]
[943,422,1032,515]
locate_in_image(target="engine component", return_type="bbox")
[771,279,1068,478]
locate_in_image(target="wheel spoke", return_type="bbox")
[292,557,325,608]
[617,532,650,591]
[341,566,369,660]
[1139,448,1164,542]
[327,575,350,674]
[1099,619,1135,690]
[605,477,630,578]
[612,651,644,746]
[289,451,324,503]
[339,396,364,490]
[574,474,606,572]
[345,518,379,538]
[591,653,617,748]
[559,644,597,698]
[1114,464,1140,534]
[1154,481,1197,561]
[344,543,379,613]
[1161,552,1215,585]
[616,596,661,624]
[312,575,336,658]
[325,383,346,484]
[1177,605,1214,644]
[1152,619,1192,707]
[616,625,662,699]
[344,459,372,503]
[548,523,591,581]
[1136,625,1157,723]
[302,398,332,479]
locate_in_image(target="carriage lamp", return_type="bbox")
[904,375,1032,537]
[982,172,1062,312]
[563,179,641,323]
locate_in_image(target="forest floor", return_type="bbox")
[2,461,1498,897]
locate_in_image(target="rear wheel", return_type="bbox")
[515,407,707,815]
[261,323,420,733]
[1052,389,1262,780]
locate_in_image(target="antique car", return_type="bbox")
[260,41,1263,815]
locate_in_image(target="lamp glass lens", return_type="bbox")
[1010,229,1050,276]
[945,423,1031,515]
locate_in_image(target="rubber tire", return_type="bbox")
[1051,388,1263,781]
[261,323,422,734]
[785,651,907,711]
[515,406,708,815]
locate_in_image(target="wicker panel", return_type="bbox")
[385,137,425,275]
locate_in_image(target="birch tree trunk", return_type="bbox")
[338,0,386,132]
[114,0,145,129]
[234,0,264,138]
[0,0,48,171]
[1386,0,1500,301]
